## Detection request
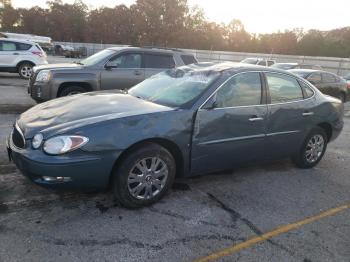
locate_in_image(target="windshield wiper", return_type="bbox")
[73,61,83,65]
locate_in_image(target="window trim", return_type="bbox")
[199,71,267,110]
[264,71,315,105]
[307,72,322,84]
[143,52,175,69]
[321,72,337,83]
[199,70,316,111]
[104,51,143,70]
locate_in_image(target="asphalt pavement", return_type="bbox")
[0,66,350,262]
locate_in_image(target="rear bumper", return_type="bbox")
[7,135,120,191]
[330,118,344,142]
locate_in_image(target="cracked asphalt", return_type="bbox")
[0,70,350,262]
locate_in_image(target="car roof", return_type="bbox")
[177,61,297,76]
[289,69,320,74]
[107,46,193,55]
[274,62,298,65]
[0,37,35,45]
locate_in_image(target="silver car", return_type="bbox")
[28,47,197,102]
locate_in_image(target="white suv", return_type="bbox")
[0,38,48,78]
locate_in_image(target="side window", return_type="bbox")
[307,72,322,84]
[144,54,175,69]
[109,53,141,68]
[181,55,197,65]
[215,72,262,108]
[267,60,274,66]
[1,41,16,51]
[322,73,336,83]
[257,60,266,66]
[299,81,315,98]
[266,73,303,103]
[16,43,32,51]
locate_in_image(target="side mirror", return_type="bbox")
[202,95,218,110]
[105,61,118,70]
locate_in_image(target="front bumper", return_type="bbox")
[28,81,51,102]
[7,135,120,190]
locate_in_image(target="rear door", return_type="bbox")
[0,40,18,67]
[191,71,268,174]
[144,53,176,78]
[100,52,145,90]
[265,72,317,159]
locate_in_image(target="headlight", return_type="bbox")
[32,133,43,149]
[43,135,89,155]
[35,70,51,82]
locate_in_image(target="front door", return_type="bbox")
[191,72,268,174]
[100,52,145,90]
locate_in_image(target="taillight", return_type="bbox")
[32,51,44,57]
[347,82,350,89]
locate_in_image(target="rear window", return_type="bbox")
[322,73,336,83]
[181,55,197,65]
[144,54,175,69]
[17,43,32,51]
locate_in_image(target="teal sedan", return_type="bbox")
[7,62,344,208]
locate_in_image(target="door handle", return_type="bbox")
[302,112,314,116]
[13,53,19,55]
[249,116,264,122]
[134,70,142,76]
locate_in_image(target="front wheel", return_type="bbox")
[58,86,86,97]
[112,143,176,208]
[292,127,328,169]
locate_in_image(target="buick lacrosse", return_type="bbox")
[7,62,344,208]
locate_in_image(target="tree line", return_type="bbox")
[1,0,350,58]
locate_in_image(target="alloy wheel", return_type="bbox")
[305,134,324,163]
[20,66,33,78]
[127,157,169,200]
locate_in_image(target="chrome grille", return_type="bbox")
[12,123,25,149]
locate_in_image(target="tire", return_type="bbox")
[18,62,33,79]
[112,143,176,208]
[58,86,86,97]
[292,127,328,169]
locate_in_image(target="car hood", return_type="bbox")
[17,91,173,138]
[34,63,83,72]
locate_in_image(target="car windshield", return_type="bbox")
[271,64,295,70]
[241,58,258,64]
[79,49,115,66]
[345,73,350,80]
[129,69,220,107]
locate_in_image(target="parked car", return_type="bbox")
[272,63,322,70]
[290,69,349,102]
[0,38,48,78]
[8,62,344,208]
[240,57,275,67]
[344,73,350,87]
[28,46,198,102]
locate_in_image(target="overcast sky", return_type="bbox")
[11,0,350,33]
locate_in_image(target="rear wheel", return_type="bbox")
[292,127,328,169]
[112,143,176,208]
[18,63,33,79]
[58,85,86,97]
